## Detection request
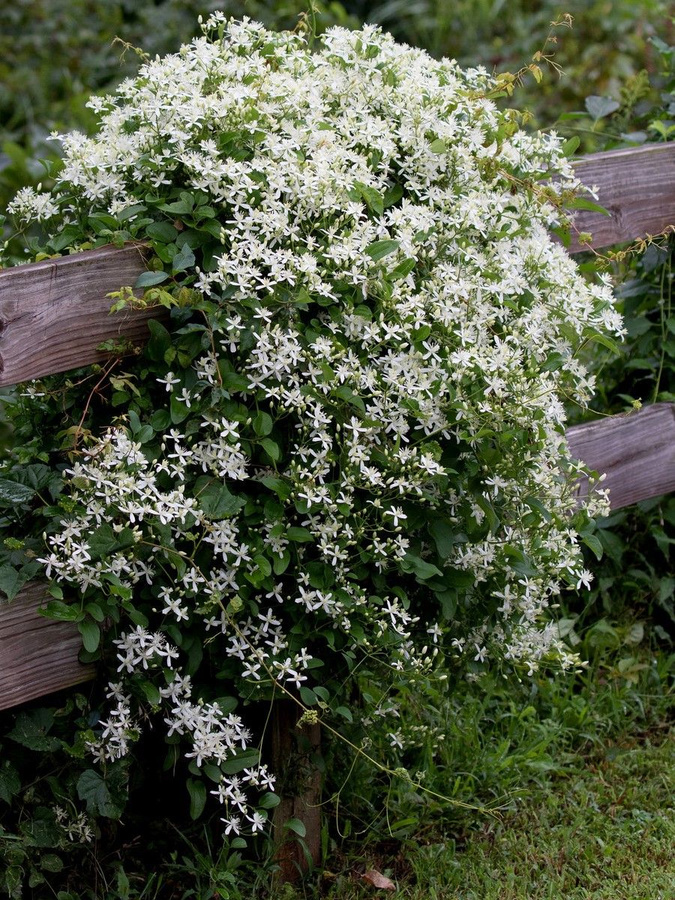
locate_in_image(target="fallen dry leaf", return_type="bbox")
[361,868,396,891]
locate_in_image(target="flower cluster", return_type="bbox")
[13,16,621,830]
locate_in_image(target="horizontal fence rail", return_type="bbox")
[569,143,675,252]
[0,244,151,387]
[567,403,675,508]
[0,583,95,709]
[0,143,674,711]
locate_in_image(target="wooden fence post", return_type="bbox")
[271,699,322,881]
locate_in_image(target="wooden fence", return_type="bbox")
[1,143,674,713]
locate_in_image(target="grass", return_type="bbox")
[1,630,670,898]
[310,732,674,899]
[271,645,674,900]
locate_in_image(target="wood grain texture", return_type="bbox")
[271,700,322,882]
[570,143,675,252]
[567,403,675,509]
[0,243,157,387]
[0,583,94,711]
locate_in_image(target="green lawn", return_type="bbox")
[311,732,674,900]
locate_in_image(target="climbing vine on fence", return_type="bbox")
[0,13,623,889]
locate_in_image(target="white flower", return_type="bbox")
[28,15,623,786]
[157,372,181,391]
[384,506,407,527]
[222,816,241,836]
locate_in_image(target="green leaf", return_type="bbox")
[258,792,280,810]
[40,855,64,874]
[260,438,280,462]
[13,463,60,496]
[146,221,179,243]
[429,138,447,153]
[170,391,191,425]
[172,242,196,274]
[437,588,457,619]
[150,409,172,431]
[187,777,207,820]
[0,564,31,601]
[77,769,123,818]
[429,520,455,559]
[146,318,172,362]
[475,494,500,533]
[220,749,260,775]
[365,239,400,261]
[262,476,291,501]
[557,617,579,640]
[115,866,130,899]
[568,197,610,216]
[128,409,141,434]
[550,223,571,249]
[40,600,81,622]
[0,761,21,803]
[221,371,249,392]
[583,332,621,355]
[47,226,83,253]
[287,527,313,543]
[582,533,604,561]
[7,710,60,752]
[252,411,273,436]
[87,524,118,559]
[524,496,553,523]
[300,686,317,705]
[141,681,161,705]
[354,180,384,217]
[195,478,245,519]
[585,95,620,121]
[503,546,537,577]
[401,554,444,581]
[273,550,291,575]
[135,270,169,289]
[0,478,35,506]
[136,424,154,444]
[79,619,101,653]
[214,696,239,715]
[562,136,580,157]
[334,384,365,411]
[252,554,272,577]
[383,183,403,207]
[284,817,307,838]
[116,203,147,222]
[159,194,194,215]
[390,258,416,280]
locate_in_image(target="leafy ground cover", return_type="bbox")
[5,644,667,898]
[314,735,674,900]
[298,632,673,899]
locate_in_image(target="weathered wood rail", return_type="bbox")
[568,143,675,252]
[567,403,675,508]
[0,143,674,715]
[0,243,154,386]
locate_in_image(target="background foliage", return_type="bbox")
[0,4,673,899]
